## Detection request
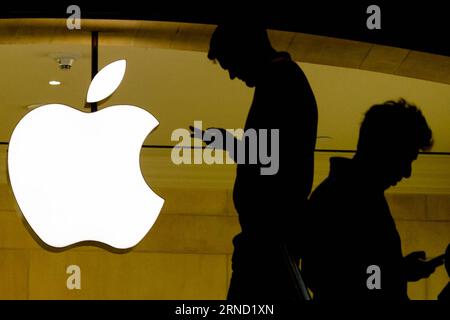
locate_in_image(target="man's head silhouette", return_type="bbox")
[354,99,432,190]
[208,23,276,87]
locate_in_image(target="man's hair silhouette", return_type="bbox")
[208,23,275,62]
[357,99,433,155]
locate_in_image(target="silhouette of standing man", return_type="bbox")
[302,100,442,299]
[194,23,317,300]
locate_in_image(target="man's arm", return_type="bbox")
[190,125,241,163]
[404,251,444,282]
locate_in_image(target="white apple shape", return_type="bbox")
[87,59,127,103]
[7,60,164,249]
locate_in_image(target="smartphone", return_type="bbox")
[428,254,445,268]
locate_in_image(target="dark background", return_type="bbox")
[2,1,449,57]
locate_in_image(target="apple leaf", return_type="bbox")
[87,60,127,103]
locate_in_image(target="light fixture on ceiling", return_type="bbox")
[49,80,61,86]
[56,57,75,70]
[49,53,81,71]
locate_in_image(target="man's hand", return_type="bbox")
[404,251,444,282]
[189,126,227,148]
[189,125,206,142]
[189,126,239,161]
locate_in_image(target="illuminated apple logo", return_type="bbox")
[7,60,164,250]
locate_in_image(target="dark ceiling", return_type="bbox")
[2,1,449,57]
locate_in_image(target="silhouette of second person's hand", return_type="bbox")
[404,251,443,282]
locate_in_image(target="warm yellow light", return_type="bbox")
[49,80,61,86]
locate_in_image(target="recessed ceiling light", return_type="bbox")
[49,80,61,86]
